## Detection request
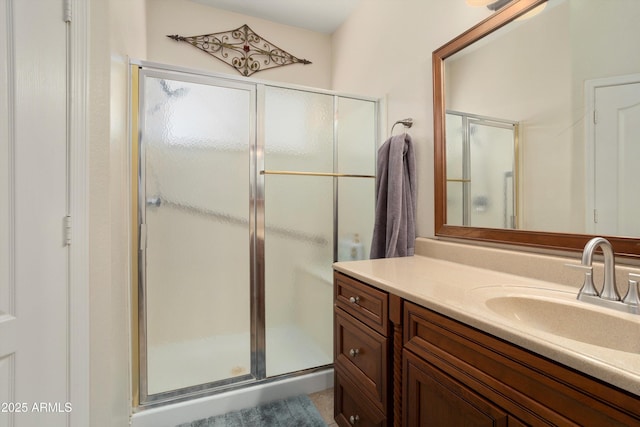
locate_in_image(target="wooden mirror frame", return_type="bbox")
[433,0,640,258]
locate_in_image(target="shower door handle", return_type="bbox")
[146,196,162,207]
[139,223,147,251]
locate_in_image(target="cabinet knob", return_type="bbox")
[349,296,360,304]
[349,414,360,425]
[349,348,360,357]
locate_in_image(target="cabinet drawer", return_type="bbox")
[335,369,387,427]
[335,308,388,409]
[335,272,388,335]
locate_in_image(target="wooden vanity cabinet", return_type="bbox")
[334,270,640,427]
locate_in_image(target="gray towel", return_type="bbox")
[370,133,417,259]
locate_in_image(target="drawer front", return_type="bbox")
[335,308,388,409]
[335,369,387,427]
[335,272,388,335]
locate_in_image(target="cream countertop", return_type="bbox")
[333,255,640,397]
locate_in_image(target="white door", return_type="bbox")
[1,1,69,426]
[592,80,640,236]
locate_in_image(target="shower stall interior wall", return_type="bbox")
[133,64,377,407]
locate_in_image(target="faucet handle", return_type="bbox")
[565,263,591,272]
[565,263,599,297]
[623,273,640,306]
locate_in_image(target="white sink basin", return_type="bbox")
[472,286,640,353]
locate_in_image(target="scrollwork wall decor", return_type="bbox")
[167,24,312,77]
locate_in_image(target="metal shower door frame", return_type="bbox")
[134,66,262,406]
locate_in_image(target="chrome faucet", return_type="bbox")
[579,237,620,301]
[567,237,639,315]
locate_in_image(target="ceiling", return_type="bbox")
[188,0,362,34]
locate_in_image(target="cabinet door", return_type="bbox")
[403,349,514,427]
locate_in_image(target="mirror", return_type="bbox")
[434,0,640,257]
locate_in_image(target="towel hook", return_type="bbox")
[390,118,413,136]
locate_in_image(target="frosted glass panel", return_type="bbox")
[144,78,248,150]
[336,97,376,261]
[264,86,333,171]
[337,178,375,261]
[264,86,334,377]
[336,97,376,175]
[142,76,252,395]
[264,175,333,376]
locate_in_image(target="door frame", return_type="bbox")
[584,73,640,234]
[68,0,90,425]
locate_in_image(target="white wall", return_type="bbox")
[331,0,492,237]
[89,0,147,425]
[145,0,332,89]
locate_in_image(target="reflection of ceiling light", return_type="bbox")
[515,3,547,20]
[465,0,495,6]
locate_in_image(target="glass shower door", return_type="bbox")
[138,71,255,399]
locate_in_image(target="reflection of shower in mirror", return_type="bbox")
[445,111,518,229]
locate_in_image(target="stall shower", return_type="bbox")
[445,111,518,229]
[132,63,378,407]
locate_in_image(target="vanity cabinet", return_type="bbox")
[333,270,640,427]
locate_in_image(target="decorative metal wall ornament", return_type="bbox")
[167,24,312,77]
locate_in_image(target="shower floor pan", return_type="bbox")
[147,324,332,395]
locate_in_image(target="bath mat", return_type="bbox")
[176,394,327,427]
